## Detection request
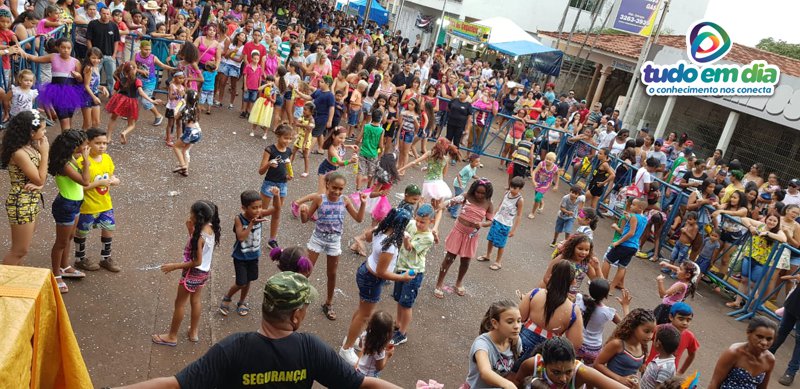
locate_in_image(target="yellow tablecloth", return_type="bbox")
[0,265,92,389]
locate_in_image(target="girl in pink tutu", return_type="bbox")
[21,38,84,131]
[434,179,495,299]
[105,61,163,144]
[399,137,459,238]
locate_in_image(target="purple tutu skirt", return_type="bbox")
[38,77,86,119]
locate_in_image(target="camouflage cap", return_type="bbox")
[262,272,318,312]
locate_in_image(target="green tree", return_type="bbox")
[756,37,800,60]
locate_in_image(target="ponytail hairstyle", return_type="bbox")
[322,126,347,150]
[189,200,221,260]
[581,207,598,230]
[545,260,575,326]
[48,130,87,176]
[372,208,412,251]
[376,152,399,184]
[466,178,494,203]
[367,73,381,98]
[479,300,520,360]
[277,66,287,92]
[531,336,576,366]
[429,137,451,161]
[680,261,699,299]
[269,246,313,277]
[115,61,137,90]
[583,279,610,324]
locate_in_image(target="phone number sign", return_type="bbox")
[612,0,661,37]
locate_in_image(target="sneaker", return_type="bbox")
[250,131,255,137]
[648,256,661,263]
[549,242,557,248]
[99,258,121,272]
[228,104,234,110]
[262,133,268,140]
[213,100,221,106]
[338,346,358,366]
[391,331,408,345]
[153,116,164,126]
[779,373,795,386]
[75,257,101,271]
[635,251,650,259]
[239,112,247,118]
[268,240,279,249]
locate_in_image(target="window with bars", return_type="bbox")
[569,0,599,11]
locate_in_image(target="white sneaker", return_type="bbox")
[338,346,358,366]
[262,133,268,140]
[250,132,255,137]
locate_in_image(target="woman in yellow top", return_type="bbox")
[1,111,49,266]
[726,215,787,309]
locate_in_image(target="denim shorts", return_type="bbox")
[180,126,202,144]
[347,109,360,126]
[219,62,241,78]
[140,85,155,110]
[318,159,338,176]
[400,130,414,144]
[199,90,215,105]
[671,241,690,264]
[356,262,385,303]
[307,231,342,256]
[555,216,575,233]
[393,272,424,308]
[261,180,288,197]
[51,195,83,226]
[487,220,511,248]
[243,89,259,103]
[605,245,638,268]
[77,209,116,233]
[742,256,768,283]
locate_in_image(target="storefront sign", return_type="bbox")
[641,21,781,97]
[612,0,660,37]
[445,16,490,43]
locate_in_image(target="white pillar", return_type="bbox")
[653,96,676,139]
[716,111,740,153]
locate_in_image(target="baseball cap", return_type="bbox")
[654,138,663,146]
[790,178,800,187]
[607,120,615,127]
[684,140,694,147]
[262,272,318,312]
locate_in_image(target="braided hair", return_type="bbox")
[48,130,87,176]
[372,208,411,251]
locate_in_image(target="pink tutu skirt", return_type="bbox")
[349,189,392,221]
[422,179,452,200]
[444,222,480,258]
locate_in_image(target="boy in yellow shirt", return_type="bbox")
[74,128,121,272]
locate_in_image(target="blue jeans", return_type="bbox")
[101,55,116,93]
[770,309,800,375]
[448,186,463,218]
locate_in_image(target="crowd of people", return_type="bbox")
[2,0,800,387]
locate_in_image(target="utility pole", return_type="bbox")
[363,0,373,26]
[619,0,670,130]
[432,0,448,51]
[553,0,572,51]
[392,0,406,33]
[566,0,610,90]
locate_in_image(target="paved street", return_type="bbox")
[0,109,792,388]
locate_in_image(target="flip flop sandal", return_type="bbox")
[179,168,189,177]
[187,330,199,343]
[433,288,445,299]
[489,263,502,270]
[172,166,185,173]
[237,302,250,316]
[55,276,68,293]
[322,304,337,320]
[476,256,490,262]
[151,334,177,347]
[60,266,85,278]
[219,297,232,316]
[291,202,300,218]
[455,286,467,297]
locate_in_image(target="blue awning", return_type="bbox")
[336,0,389,26]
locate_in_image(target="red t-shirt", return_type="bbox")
[243,42,266,66]
[0,30,15,69]
[646,328,699,370]
[579,108,590,123]
[529,99,543,120]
